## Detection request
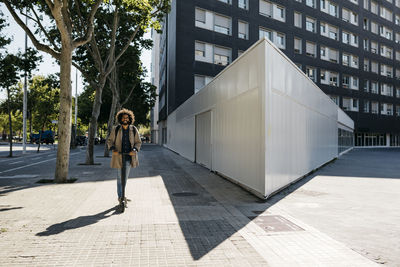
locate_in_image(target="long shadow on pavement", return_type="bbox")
[36,206,118,236]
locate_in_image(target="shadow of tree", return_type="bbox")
[36,206,118,236]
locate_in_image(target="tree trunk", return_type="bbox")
[54,46,73,183]
[7,88,13,157]
[85,75,107,164]
[103,82,118,157]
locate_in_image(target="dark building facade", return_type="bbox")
[156,0,400,146]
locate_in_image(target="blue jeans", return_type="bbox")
[117,155,131,199]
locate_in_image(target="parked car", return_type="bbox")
[30,130,54,144]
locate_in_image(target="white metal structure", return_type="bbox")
[165,38,354,198]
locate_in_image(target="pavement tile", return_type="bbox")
[0,144,380,266]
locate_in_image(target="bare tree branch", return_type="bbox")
[73,0,103,48]
[104,8,119,68]
[3,1,61,60]
[44,0,55,11]
[71,61,97,88]
[121,80,139,106]
[28,5,60,52]
[104,25,141,77]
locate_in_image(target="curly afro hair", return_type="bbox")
[116,108,135,125]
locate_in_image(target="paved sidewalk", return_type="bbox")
[0,145,380,266]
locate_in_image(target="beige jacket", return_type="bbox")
[107,125,142,168]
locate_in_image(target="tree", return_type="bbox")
[28,75,60,152]
[2,0,103,182]
[0,54,22,157]
[72,0,170,164]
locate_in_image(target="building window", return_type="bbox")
[321,46,338,63]
[381,83,394,96]
[380,64,393,78]
[342,53,350,66]
[195,8,206,23]
[238,0,248,9]
[214,46,231,66]
[364,80,370,92]
[329,48,338,63]
[363,38,369,51]
[320,22,339,40]
[396,105,400,116]
[195,41,206,58]
[371,81,378,94]
[342,8,358,25]
[380,45,393,59]
[306,0,316,8]
[214,14,231,35]
[294,12,302,28]
[342,75,350,87]
[275,5,286,21]
[260,0,272,17]
[363,0,369,10]
[306,66,316,81]
[330,95,339,105]
[371,101,379,114]
[371,21,378,34]
[238,21,249,39]
[363,18,369,30]
[238,50,244,57]
[371,41,378,53]
[364,58,369,71]
[342,97,359,111]
[329,2,338,17]
[342,31,358,47]
[294,37,302,54]
[371,61,378,73]
[306,16,316,32]
[380,6,393,22]
[306,41,316,57]
[259,27,273,41]
[395,33,400,44]
[381,103,393,115]
[397,87,400,97]
[364,100,370,113]
[276,32,286,49]
[218,0,231,4]
[194,75,213,93]
[371,1,378,14]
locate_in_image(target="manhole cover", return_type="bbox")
[250,215,304,232]
[172,192,198,197]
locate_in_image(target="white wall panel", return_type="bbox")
[264,40,338,196]
[338,107,354,130]
[166,112,195,162]
[196,111,212,169]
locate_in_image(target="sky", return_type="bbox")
[0,4,152,100]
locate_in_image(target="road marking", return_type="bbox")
[0,174,39,179]
[0,151,82,174]
[9,160,24,165]
[0,150,56,163]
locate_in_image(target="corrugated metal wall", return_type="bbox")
[264,43,338,196]
[165,39,353,198]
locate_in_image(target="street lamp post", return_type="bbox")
[22,10,28,154]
